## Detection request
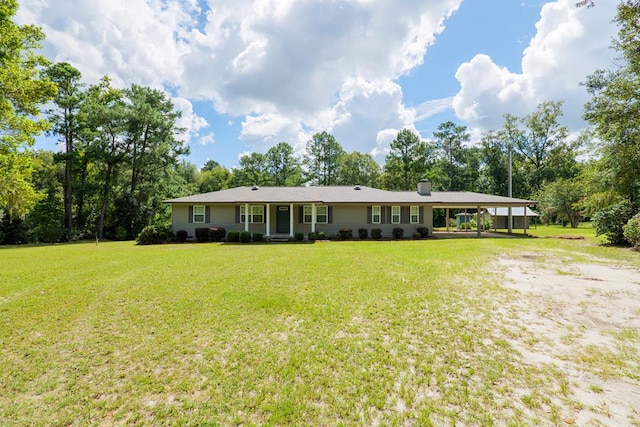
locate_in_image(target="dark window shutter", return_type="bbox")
[235,206,240,223]
[401,206,409,224]
[328,206,333,224]
[419,206,424,224]
[367,206,372,224]
[188,206,193,223]
[381,206,387,224]
[298,206,303,223]
[205,206,211,223]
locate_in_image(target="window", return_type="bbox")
[372,206,381,224]
[240,205,264,223]
[391,206,400,224]
[316,206,328,223]
[410,206,419,224]
[193,205,205,223]
[303,205,328,223]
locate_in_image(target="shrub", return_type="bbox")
[416,227,429,238]
[392,227,404,239]
[294,232,304,241]
[337,228,353,240]
[448,218,457,229]
[317,231,326,239]
[136,225,173,245]
[593,200,636,245]
[358,228,368,239]
[371,228,382,240]
[623,213,640,249]
[252,232,264,242]
[227,231,240,242]
[175,230,188,243]
[308,232,317,241]
[413,232,421,239]
[209,226,226,242]
[239,231,252,243]
[195,227,210,243]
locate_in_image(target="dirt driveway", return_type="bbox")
[497,253,640,425]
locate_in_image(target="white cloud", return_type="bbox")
[172,97,210,144]
[452,0,617,131]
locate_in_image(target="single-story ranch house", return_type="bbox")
[165,181,536,239]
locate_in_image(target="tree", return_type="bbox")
[45,62,84,234]
[265,142,303,186]
[583,1,640,203]
[537,178,585,228]
[197,165,231,193]
[502,101,571,194]
[433,121,470,191]
[384,129,434,191]
[304,132,344,186]
[336,151,381,187]
[0,0,57,218]
[231,152,269,186]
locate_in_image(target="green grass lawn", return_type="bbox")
[1,238,637,425]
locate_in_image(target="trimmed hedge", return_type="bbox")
[358,228,368,239]
[294,232,304,241]
[252,232,264,242]
[416,227,429,238]
[392,227,404,239]
[136,225,173,245]
[371,228,382,240]
[318,231,326,240]
[337,228,353,240]
[209,226,226,242]
[308,232,317,241]
[175,229,188,243]
[195,227,210,243]
[239,231,251,243]
[227,231,240,242]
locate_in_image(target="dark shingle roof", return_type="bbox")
[165,186,536,207]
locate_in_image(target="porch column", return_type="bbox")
[446,208,450,232]
[244,203,249,232]
[311,203,316,233]
[477,206,482,238]
[524,206,528,236]
[266,203,271,237]
[289,203,294,237]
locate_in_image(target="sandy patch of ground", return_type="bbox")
[497,253,640,425]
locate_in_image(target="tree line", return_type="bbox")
[1,0,639,246]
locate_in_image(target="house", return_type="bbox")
[486,207,538,230]
[164,181,536,239]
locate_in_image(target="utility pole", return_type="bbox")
[508,145,513,234]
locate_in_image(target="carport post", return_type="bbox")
[524,206,528,236]
[446,208,450,232]
[477,206,481,238]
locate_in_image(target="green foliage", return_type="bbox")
[593,199,636,245]
[175,230,188,243]
[227,231,240,242]
[252,232,263,242]
[239,231,251,243]
[317,231,326,239]
[195,227,210,243]
[209,226,226,242]
[384,129,435,190]
[266,142,303,186]
[371,228,382,239]
[337,228,353,240]
[0,216,29,244]
[25,187,65,243]
[538,178,585,227]
[623,213,640,249]
[416,227,429,238]
[392,227,404,239]
[433,121,470,191]
[135,225,173,245]
[294,232,304,241]
[336,152,381,187]
[304,132,344,185]
[308,232,317,241]
[358,228,368,239]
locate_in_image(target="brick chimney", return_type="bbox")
[417,179,431,195]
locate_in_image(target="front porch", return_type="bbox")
[239,203,324,238]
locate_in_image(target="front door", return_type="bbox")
[276,206,290,234]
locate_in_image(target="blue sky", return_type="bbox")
[19,0,617,169]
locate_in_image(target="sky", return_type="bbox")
[17,0,619,169]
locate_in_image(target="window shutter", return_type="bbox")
[328,206,333,224]
[188,206,193,223]
[235,206,240,223]
[401,206,409,224]
[381,206,387,224]
[297,206,302,223]
[419,207,424,224]
[205,206,211,223]
[367,206,372,224]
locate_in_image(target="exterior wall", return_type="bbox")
[171,203,434,238]
[494,216,532,229]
